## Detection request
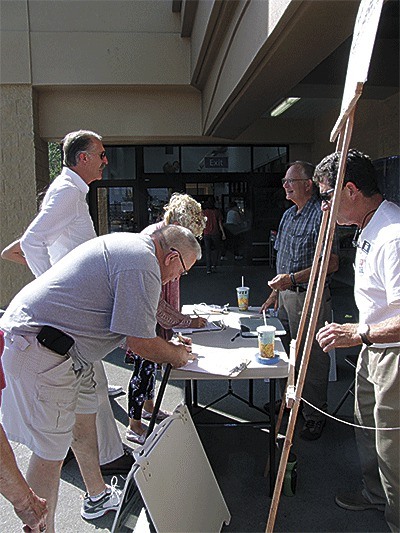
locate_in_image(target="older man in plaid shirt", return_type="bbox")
[261,161,339,440]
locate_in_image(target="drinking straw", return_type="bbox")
[242,275,244,287]
[263,309,267,326]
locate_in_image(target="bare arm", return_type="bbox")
[0,424,47,530]
[268,253,339,292]
[126,335,195,368]
[1,239,27,266]
[316,314,400,352]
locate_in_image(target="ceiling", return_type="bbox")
[274,0,399,120]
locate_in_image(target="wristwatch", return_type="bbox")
[357,324,373,346]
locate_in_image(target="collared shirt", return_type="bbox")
[275,195,324,288]
[354,200,400,348]
[20,167,97,277]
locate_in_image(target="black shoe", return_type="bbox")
[100,449,134,476]
[62,447,75,467]
[263,399,289,416]
[300,419,326,441]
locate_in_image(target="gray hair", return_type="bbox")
[154,225,202,261]
[62,130,102,167]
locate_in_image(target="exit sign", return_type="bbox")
[204,156,228,169]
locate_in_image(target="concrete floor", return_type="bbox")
[1,262,389,532]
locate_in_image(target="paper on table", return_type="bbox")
[181,343,254,377]
[173,320,223,335]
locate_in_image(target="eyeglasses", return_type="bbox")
[319,188,335,203]
[86,150,107,160]
[170,247,188,276]
[281,178,310,186]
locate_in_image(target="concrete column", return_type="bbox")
[0,85,48,307]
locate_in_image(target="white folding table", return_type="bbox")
[170,307,289,495]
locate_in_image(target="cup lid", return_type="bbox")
[236,286,249,290]
[256,325,276,333]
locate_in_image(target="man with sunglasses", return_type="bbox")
[314,149,399,532]
[16,131,133,510]
[261,161,339,440]
[0,225,200,531]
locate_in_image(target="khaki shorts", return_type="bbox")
[1,333,97,461]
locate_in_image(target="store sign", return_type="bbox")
[204,156,228,169]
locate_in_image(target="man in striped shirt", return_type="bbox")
[261,161,339,440]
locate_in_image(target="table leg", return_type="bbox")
[147,364,172,438]
[193,380,198,407]
[269,378,276,497]
[248,379,254,406]
[184,380,193,414]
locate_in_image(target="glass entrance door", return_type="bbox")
[94,186,137,235]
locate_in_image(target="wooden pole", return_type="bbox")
[265,106,357,532]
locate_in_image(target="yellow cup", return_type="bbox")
[257,325,276,359]
[236,286,249,311]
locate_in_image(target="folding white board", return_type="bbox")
[112,405,231,532]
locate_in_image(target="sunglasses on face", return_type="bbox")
[319,188,335,202]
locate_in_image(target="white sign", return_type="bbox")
[331,0,384,141]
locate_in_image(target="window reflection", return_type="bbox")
[96,187,136,234]
[144,147,180,174]
[101,147,136,180]
[181,146,251,173]
[147,188,173,224]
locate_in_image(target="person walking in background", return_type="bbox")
[222,201,245,260]
[314,149,399,532]
[261,161,339,440]
[0,330,48,533]
[125,193,207,444]
[202,196,226,274]
[0,225,200,531]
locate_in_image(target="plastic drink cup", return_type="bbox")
[236,287,250,311]
[257,325,276,359]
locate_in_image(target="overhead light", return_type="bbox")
[270,97,300,117]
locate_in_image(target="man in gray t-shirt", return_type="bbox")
[0,225,201,530]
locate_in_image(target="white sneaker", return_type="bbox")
[126,428,146,445]
[108,385,123,396]
[81,477,121,520]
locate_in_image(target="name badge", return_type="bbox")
[361,240,371,254]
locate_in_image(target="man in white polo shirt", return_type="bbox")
[315,149,400,532]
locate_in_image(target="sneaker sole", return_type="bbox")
[335,496,385,512]
[81,508,118,520]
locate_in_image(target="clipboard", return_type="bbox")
[239,316,286,337]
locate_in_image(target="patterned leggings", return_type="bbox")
[127,352,156,420]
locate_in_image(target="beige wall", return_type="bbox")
[38,86,203,142]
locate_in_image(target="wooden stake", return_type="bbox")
[265,105,357,532]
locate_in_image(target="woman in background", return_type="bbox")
[126,193,207,444]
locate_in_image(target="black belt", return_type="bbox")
[287,285,307,293]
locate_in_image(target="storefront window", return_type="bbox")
[143,146,180,174]
[181,146,251,173]
[102,147,136,180]
[253,146,288,173]
[96,186,136,234]
[146,188,173,224]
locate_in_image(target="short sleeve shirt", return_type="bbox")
[0,233,161,365]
